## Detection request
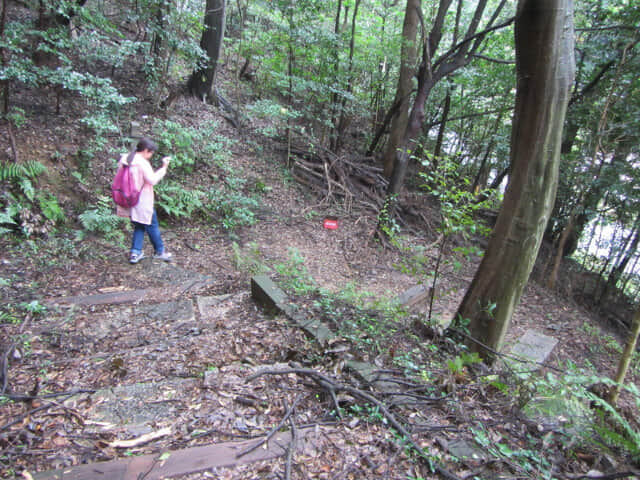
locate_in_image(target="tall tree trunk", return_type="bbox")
[381,0,512,210]
[546,40,634,285]
[188,0,227,101]
[0,0,8,114]
[453,0,574,361]
[381,0,420,178]
[332,0,361,153]
[328,0,343,152]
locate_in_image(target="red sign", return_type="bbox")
[323,218,338,229]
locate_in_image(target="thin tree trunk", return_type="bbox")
[381,0,420,178]
[600,218,640,305]
[328,0,343,152]
[453,0,574,361]
[609,304,640,405]
[433,86,451,163]
[0,0,7,114]
[334,0,361,152]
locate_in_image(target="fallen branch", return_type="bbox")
[4,387,96,401]
[108,426,172,448]
[235,393,305,459]
[566,471,640,480]
[1,342,15,394]
[246,366,461,480]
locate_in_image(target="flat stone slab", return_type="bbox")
[47,264,215,307]
[48,289,147,306]
[197,294,235,321]
[445,439,488,465]
[68,378,198,436]
[33,427,312,480]
[144,261,215,288]
[508,329,558,369]
[345,360,399,393]
[394,284,431,309]
[289,311,335,346]
[65,299,196,348]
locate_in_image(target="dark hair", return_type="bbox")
[136,137,158,152]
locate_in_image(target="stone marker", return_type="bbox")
[251,275,287,314]
[444,439,487,466]
[394,284,431,309]
[250,276,415,400]
[508,329,558,369]
[130,121,141,138]
[251,275,336,346]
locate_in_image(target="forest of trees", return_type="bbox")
[1,0,640,361]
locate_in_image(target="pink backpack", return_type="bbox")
[111,152,141,208]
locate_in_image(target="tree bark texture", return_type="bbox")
[381,0,420,178]
[609,303,640,405]
[382,0,511,200]
[188,0,226,100]
[454,0,575,361]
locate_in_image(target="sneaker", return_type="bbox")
[129,252,145,264]
[153,251,172,261]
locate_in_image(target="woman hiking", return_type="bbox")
[115,137,173,264]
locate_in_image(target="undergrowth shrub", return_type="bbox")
[505,361,640,463]
[206,187,259,230]
[156,182,205,218]
[0,161,66,237]
[78,196,125,242]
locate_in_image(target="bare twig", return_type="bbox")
[247,367,461,480]
[235,393,305,459]
[1,342,15,394]
[4,388,95,401]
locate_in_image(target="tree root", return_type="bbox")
[246,366,461,480]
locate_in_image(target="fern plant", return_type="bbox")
[155,182,205,218]
[78,196,125,242]
[0,160,47,182]
[587,382,640,461]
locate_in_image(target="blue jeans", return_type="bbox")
[131,209,165,255]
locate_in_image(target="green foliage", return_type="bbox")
[420,156,493,240]
[38,194,65,223]
[0,161,69,237]
[447,352,481,375]
[78,196,125,242]
[156,182,205,218]
[154,120,206,174]
[311,286,403,356]
[377,195,400,243]
[206,186,259,230]
[471,425,552,477]
[504,360,640,462]
[588,383,640,461]
[231,242,271,275]
[274,248,316,294]
[245,99,301,138]
[0,160,47,183]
